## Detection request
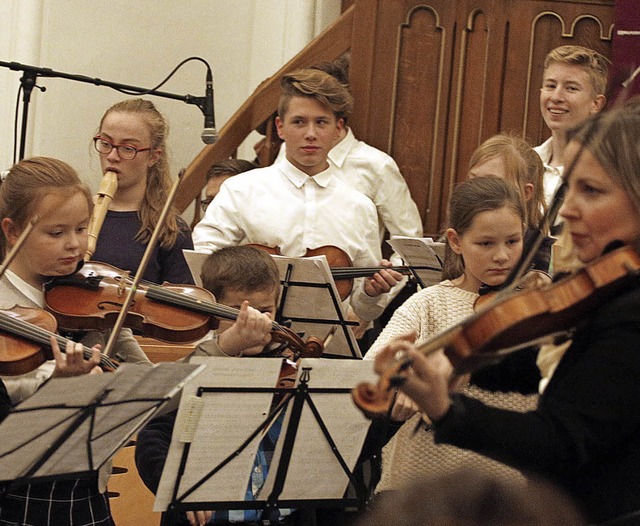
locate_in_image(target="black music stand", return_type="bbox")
[182,251,362,358]
[271,255,361,358]
[0,363,203,493]
[154,357,376,525]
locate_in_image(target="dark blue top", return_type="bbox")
[92,210,195,285]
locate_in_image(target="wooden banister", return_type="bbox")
[175,5,355,212]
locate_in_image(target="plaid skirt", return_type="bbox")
[0,478,113,526]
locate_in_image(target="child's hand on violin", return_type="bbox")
[50,336,103,377]
[186,510,213,526]
[218,301,272,357]
[364,259,404,297]
[375,336,453,422]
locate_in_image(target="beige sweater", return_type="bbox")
[365,281,537,491]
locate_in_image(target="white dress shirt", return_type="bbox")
[193,158,388,320]
[534,137,564,208]
[278,127,423,245]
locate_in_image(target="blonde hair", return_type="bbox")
[469,134,547,231]
[98,98,180,249]
[555,107,640,272]
[0,157,92,258]
[544,45,610,96]
[278,69,354,121]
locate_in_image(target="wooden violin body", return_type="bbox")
[45,261,323,359]
[0,306,117,376]
[249,243,431,300]
[45,261,214,343]
[352,244,640,417]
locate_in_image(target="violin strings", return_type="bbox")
[146,286,287,332]
[0,313,117,369]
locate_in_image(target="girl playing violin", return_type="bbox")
[0,157,126,526]
[378,106,640,525]
[0,157,149,404]
[91,98,195,285]
[468,133,554,273]
[364,176,536,492]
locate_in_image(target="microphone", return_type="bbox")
[201,68,218,144]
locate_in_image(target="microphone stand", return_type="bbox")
[0,60,208,161]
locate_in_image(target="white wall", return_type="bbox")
[0,0,340,197]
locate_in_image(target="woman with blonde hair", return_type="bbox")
[91,98,194,284]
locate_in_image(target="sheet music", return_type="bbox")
[183,249,208,287]
[0,363,203,483]
[386,236,445,288]
[154,357,284,511]
[260,358,375,500]
[272,255,360,358]
[183,250,359,357]
[155,357,377,511]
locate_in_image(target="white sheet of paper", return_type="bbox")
[272,255,360,358]
[183,249,209,287]
[154,357,284,511]
[0,362,203,483]
[154,357,377,511]
[260,358,376,500]
[386,236,445,288]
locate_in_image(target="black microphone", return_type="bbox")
[201,68,218,144]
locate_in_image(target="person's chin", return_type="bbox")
[54,262,80,275]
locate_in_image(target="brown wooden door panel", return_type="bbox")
[350,0,613,236]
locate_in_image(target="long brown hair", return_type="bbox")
[442,177,525,280]
[98,98,180,249]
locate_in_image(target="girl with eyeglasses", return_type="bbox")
[91,98,195,285]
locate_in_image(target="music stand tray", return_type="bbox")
[0,362,204,487]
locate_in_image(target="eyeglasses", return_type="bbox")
[200,198,213,212]
[93,136,153,160]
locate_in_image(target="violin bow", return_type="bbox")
[102,170,184,357]
[0,215,39,280]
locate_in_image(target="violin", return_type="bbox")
[44,261,323,360]
[352,243,640,418]
[249,244,435,300]
[0,306,118,376]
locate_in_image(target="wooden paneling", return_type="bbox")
[349,0,614,236]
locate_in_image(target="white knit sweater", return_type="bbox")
[365,281,537,491]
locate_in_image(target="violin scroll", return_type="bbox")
[352,347,415,418]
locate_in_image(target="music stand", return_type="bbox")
[155,357,376,525]
[182,250,361,357]
[0,362,203,490]
[271,255,361,358]
[386,236,445,289]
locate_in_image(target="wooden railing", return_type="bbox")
[174,5,355,213]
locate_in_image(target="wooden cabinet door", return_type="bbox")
[349,0,613,236]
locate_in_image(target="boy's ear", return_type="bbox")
[275,116,285,140]
[592,94,606,113]
[445,228,463,255]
